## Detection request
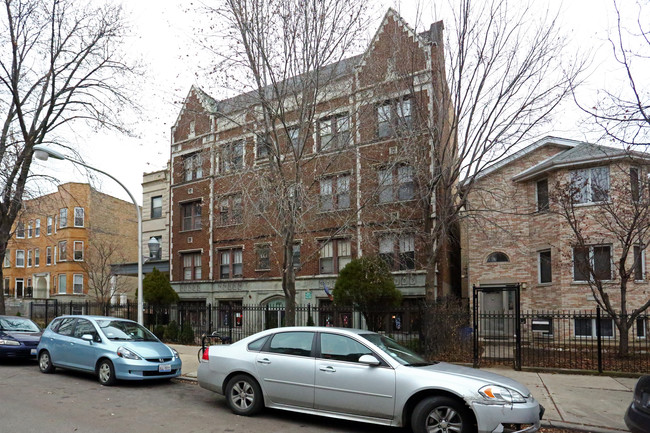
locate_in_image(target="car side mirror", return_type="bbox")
[81,334,95,343]
[358,354,380,366]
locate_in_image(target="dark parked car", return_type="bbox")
[625,375,650,433]
[0,315,42,360]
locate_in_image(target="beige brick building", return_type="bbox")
[463,136,650,337]
[3,183,138,307]
[168,9,455,326]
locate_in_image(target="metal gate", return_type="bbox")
[472,284,522,370]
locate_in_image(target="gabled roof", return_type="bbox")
[512,141,650,182]
[463,136,578,185]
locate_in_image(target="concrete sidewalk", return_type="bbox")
[170,344,636,432]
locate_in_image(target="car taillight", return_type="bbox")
[202,347,210,361]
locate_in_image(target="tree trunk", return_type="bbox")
[617,322,630,357]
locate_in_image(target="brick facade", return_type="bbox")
[168,10,451,313]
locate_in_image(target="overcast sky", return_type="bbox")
[30,0,633,205]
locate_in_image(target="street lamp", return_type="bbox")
[33,144,144,325]
[147,236,161,260]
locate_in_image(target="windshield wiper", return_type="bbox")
[406,362,435,367]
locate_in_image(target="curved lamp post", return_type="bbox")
[33,144,144,325]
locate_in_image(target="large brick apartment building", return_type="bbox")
[168,10,454,325]
[3,183,138,309]
[463,136,650,338]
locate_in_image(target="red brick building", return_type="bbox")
[168,10,454,325]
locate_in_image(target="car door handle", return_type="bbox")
[319,366,336,373]
[257,358,271,365]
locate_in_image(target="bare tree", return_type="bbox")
[584,0,650,146]
[78,232,132,311]
[0,0,136,314]
[200,0,372,325]
[389,0,587,301]
[552,156,650,355]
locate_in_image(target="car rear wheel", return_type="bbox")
[97,359,116,386]
[411,396,474,433]
[225,374,263,416]
[38,350,55,374]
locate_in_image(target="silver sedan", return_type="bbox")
[198,327,543,433]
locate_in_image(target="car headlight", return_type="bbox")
[0,338,20,346]
[117,346,142,360]
[171,348,179,359]
[479,385,527,404]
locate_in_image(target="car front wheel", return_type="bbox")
[38,350,55,374]
[411,396,474,433]
[225,374,263,416]
[97,359,116,386]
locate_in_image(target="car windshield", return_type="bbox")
[96,320,159,342]
[0,317,40,332]
[360,333,433,366]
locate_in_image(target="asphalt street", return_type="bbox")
[0,360,398,433]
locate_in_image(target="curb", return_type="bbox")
[542,420,629,433]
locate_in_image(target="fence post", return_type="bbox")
[596,306,603,374]
[44,299,49,325]
[208,303,212,334]
[472,285,479,368]
[29,301,33,319]
[228,303,233,342]
[514,284,522,371]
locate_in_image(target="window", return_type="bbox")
[181,201,202,231]
[27,221,33,238]
[183,152,203,181]
[637,317,647,338]
[319,239,352,274]
[46,247,52,266]
[220,248,243,279]
[59,208,68,228]
[55,317,75,335]
[58,241,68,261]
[378,165,414,203]
[292,243,301,269]
[573,245,611,281]
[536,179,549,211]
[574,317,614,338]
[189,120,196,138]
[219,194,242,226]
[74,241,84,261]
[320,333,374,363]
[218,300,243,327]
[288,127,300,153]
[73,274,83,294]
[47,216,53,235]
[35,219,40,237]
[151,196,163,219]
[3,278,9,295]
[16,222,24,239]
[377,98,412,138]
[182,252,202,280]
[58,274,67,294]
[27,250,33,267]
[319,113,350,152]
[257,245,270,270]
[380,234,415,271]
[220,140,244,173]
[34,248,40,267]
[74,207,84,227]
[73,319,98,340]
[320,174,350,211]
[268,332,314,357]
[570,166,610,204]
[630,167,640,202]
[256,133,271,159]
[634,245,645,281]
[16,250,25,268]
[539,250,552,284]
[3,249,9,267]
[487,252,510,263]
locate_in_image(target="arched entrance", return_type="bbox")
[33,275,49,299]
[263,297,285,329]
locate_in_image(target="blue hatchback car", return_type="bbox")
[37,315,182,385]
[0,315,42,360]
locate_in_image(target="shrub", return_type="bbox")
[179,322,195,345]
[164,321,179,342]
[154,325,166,340]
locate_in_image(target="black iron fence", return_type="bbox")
[28,299,649,373]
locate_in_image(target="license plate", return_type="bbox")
[159,364,171,373]
[30,349,37,355]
